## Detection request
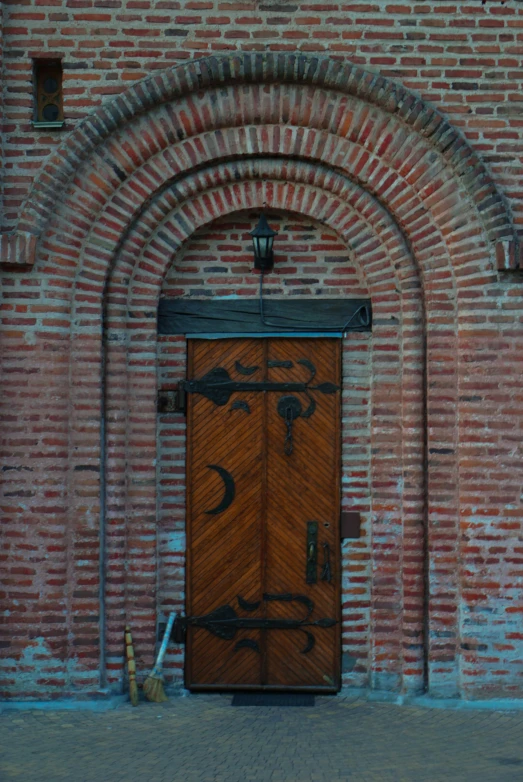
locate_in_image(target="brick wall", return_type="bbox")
[1,15,523,701]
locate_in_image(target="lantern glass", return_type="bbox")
[259,236,269,258]
[250,215,278,272]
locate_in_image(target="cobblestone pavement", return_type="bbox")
[1,694,523,782]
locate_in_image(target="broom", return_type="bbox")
[124,625,139,707]
[143,611,176,703]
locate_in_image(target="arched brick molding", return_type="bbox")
[4,54,515,258]
[2,53,512,700]
[49,152,429,695]
[61,143,461,693]
[100,178,424,695]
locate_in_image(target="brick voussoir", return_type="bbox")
[2,53,513,253]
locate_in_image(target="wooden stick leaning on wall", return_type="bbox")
[125,626,139,707]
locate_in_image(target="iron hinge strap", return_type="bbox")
[183,379,308,394]
[170,595,337,655]
[181,366,339,407]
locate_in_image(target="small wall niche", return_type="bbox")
[33,59,64,129]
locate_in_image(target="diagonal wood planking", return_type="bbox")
[265,339,340,689]
[187,339,265,687]
[186,337,340,690]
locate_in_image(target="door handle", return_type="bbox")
[306,521,318,584]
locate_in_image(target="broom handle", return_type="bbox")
[125,626,137,683]
[150,612,175,676]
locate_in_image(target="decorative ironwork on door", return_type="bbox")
[183,356,339,457]
[183,338,341,691]
[176,593,336,655]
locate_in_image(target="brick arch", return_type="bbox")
[79,169,427,694]
[71,125,458,310]
[99,157,420,312]
[10,55,483,698]
[50,133,463,695]
[84,150,450,696]
[41,96,496,295]
[3,53,515,268]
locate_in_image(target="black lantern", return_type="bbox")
[250,215,278,273]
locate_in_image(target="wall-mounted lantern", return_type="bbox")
[250,215,278,273]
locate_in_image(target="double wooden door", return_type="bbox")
[185,338,341,691]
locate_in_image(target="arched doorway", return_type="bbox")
[2,53,513,700]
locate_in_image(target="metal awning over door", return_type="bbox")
[157,298,372,338]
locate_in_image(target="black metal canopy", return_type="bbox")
[157,298,372,336]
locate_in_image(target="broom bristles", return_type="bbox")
[143,673,168,703]
[143,612,176,703]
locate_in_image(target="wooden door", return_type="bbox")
[185,338,341,691]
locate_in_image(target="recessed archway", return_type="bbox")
[2,53,514,699]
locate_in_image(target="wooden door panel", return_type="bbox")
[187,339,265,687]
[265,339,340,689]
[186,337,340,691]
